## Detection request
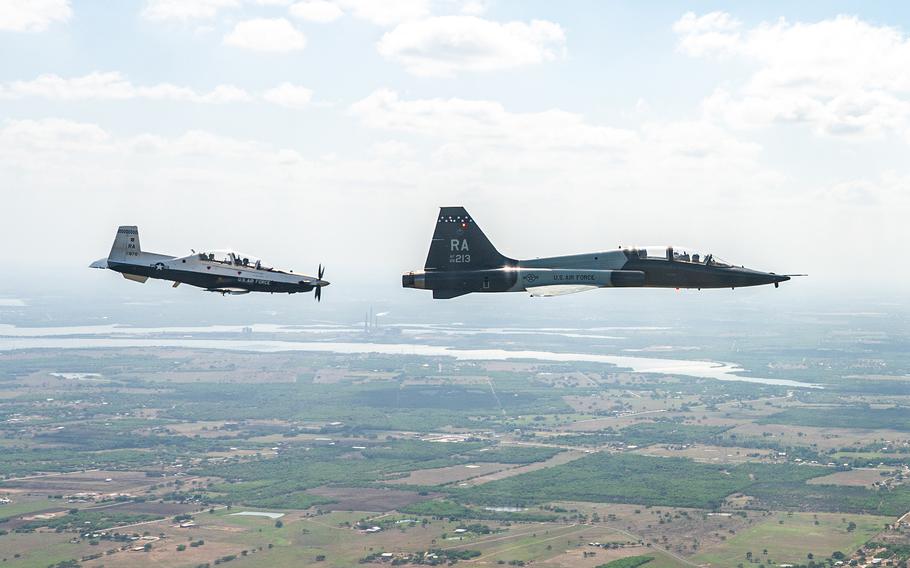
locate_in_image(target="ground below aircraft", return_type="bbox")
[90,226,329,299]
[403,207,801,299]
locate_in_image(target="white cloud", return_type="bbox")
[223,18,307,52]
[458,1,487,16]
[0,0,71,32]
[1,118,109,152]
[672,11,742,58]
[142,0,241,22]
[347,89,764,192]
[289,1,343,23]
[377,16,566,77]
[3,111,903,284]
[350,89,636,152]
[675,12,910,137]
[0,72,252,103]
[336,0,428,26]
[263,83,313,108]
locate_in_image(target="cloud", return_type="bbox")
[142,0,241,22]
[347,90,764,197]
[223,18,306,52]
[0,72,252,103]
[336,0,428,26]
[672,11,742,58]
[289,1,343,23]
[3,112,903,284]
[0,0,71,32]
[1,118,110,152]
[262,83,313,108]
[458,1,487,16]
[377,16,565,77]
[350,89,635,151]
[675,12,910,138]
[0,73,322,108]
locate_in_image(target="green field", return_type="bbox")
[454,453,826,509]
[759,406,910,431]
[692,512,890,566]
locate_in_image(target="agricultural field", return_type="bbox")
[692,512,890,566]
[0,316,908,568]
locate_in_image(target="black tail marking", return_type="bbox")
[424,207,512,271]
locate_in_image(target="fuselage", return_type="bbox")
[404,248,789,297]
[91,226,327,295]
[402,207,793,299]
[105,253,320,294]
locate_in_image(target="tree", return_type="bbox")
[275,520,283,528]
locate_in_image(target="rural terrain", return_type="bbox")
[0,310,908,568]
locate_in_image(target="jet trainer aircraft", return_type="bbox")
[403,207,799,299]
[91,226,329,299]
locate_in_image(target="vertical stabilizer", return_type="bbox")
[424,207,512,270]
[108,226,141,262]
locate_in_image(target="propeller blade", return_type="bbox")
[315,286,322,302]
[318,264,325,280]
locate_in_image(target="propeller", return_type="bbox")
[314,264,326,302]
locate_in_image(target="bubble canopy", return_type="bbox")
[624,246,733,267]
[196,250,269,269]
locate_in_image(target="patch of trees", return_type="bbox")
[452,454,827,509]
[758,405,910,432]
[595,556,654,568]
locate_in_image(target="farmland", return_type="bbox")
[0,314,909,567]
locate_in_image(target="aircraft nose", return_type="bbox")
[734,269,789,288]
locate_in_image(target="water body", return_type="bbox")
[0,332,819,389]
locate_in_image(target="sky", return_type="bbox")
[1,0,909,310]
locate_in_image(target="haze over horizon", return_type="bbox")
[3,0,910,309]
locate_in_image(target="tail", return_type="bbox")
[108,225,141,262]
[424,207,512,270]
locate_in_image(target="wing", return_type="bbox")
[526,285,600,297]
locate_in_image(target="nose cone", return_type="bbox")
[731,268,790,288]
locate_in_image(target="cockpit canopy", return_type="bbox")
[625,246,733,268]
[197,250,271,270]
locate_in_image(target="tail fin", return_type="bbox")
[424,207,511,270]
[108,226,141,262]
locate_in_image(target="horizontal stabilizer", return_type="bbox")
[527,285,599,297]
[122,273,148,283]
[89,258,108,269]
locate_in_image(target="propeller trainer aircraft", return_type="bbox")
[91,226,329,299]
[403,207,799,299]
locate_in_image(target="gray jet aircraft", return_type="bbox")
[403,207,798,299]
[91,226,329,299]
